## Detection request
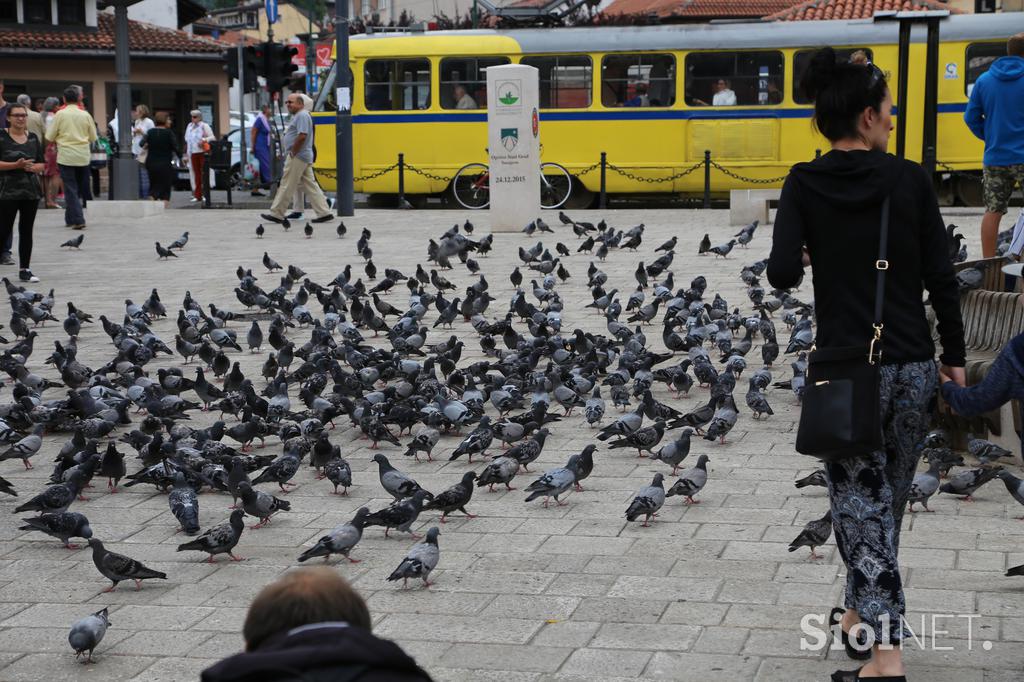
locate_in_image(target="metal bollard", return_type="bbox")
[703,150,711,209]
[599,152,607,210]
[397,153,412,209]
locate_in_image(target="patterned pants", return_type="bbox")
[825,360,938,644]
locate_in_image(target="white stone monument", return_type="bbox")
[486,64,540,233]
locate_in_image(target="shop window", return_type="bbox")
[57,0,87,25]
[520,55,592,109]
[24,1,53,24]
[601,53,675,108]
[792,48,874,104]
[440,57,509,109]
[966,42,1007,96]
[364,59,430,111]
[684,51,784,107]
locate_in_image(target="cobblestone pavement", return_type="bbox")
[0,206,1020,682]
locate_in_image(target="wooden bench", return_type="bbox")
[936,258,1024,461]
[729,189,781,226]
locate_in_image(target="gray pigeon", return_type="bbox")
[995,469,1024,518]
[19,511,93,548]
[364,490,430,538]
[907,459,943,512]
[703,396,739,444]
[88,538,167,592]
[403,427,441,462]
[524,455,581,507]
[584,386,605,426]
[939,466,1002,501]
[168,472,200,534]
[237,481,291,528]
[68,607,110,663]
[298,507,371,563]
[968,436,1013,466]
[13,470,86,514]
[372,453,430,499]
[0,423,44,469]
[387,526,440,588]
[788,509,833,560]
[794,469,827,489]
[476,455,520,492]
[177,509,245,562]
[667,454,710,504]
[650,428,694,475]
[625,473,665,527]
[424,471,477,521]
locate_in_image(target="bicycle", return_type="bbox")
[451,161,573,210]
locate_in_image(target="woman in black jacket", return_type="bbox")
[767,49,965,682]
[0,103,44,283]
[142,111,178,206]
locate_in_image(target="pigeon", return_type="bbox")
[650,428,694,475]
[708,239,736,258]
[524,455,581,507]
[667,454,710,504]
[68,607,110,663]
[788,509,833,560]
[625,473,665,527]
[168,472,201,535]
[477,455,520,491]
[364,490,431,538]
[449,417,493,463]
[0,474,15,496]
[0,424,44,469]
[325,457,352,495]
[968,436,1013,466]
[61,234,84,249]
[298,507,371,563]
[177,509,245,562]
[304,222,314,239]
[505,428,550,471]
[168,231,189,250]
[387,526,440,589]
[403,427,440,462]
[584,387,605,426]
[995,469,1024,518]
[255,223,265,238]
[794,470,827,489]
[13,471,86,514]
[373,453,430,499]
[424,471,477,522]
[155,241,178,259]
[939,466,1002,501]
[608,419,665,458]
[263,251,282,272]
[88,538,167,591]
[907,459,943,512]
[703,395,739,444]
[18,511,93,548]
[237,481,291,528]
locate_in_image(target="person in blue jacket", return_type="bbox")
[250,105,273,196]
[964,33,1024,258]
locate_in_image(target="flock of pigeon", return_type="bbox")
[0,208,1021,665]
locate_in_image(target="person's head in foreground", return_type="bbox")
[201,567,433,682]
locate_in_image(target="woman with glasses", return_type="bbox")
[185,109,214,203]
[0,103,44,282]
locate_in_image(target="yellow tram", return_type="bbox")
[310,13,1020,206]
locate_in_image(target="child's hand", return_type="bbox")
[940,365,966,387]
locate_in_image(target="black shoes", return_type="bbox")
[830,607,871,660]
[19,269,39,283]
[311,213,334,224]
[260,213,290,230]
[831,667,906,682]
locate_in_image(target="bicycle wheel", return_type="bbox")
[452,163,490,210]
[539,162,572,209]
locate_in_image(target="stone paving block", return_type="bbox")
[717,579,782,605]
[132,657,219,681]
[584,555,677,577]
[437,643,572,673]
[774,562,839,584]
[191,607,249,632]
[480,594,580,621]
[433,668,541,682]
[560,647,653,677]
[573,597,669,624]
[108,629,214,656]
[743,628,824,659]
[530,620,601,648]
[956,550,1007,573]
[692,626,750,654]
[667,557,775,581]
[590,622,701,651]
[660,601,730,626]
[775,581,843,608]
[376,614,544,644]
[645,651,761,680]
[0,625,132,653]
[607,576,721,601]
[428,569,556,595]
[0,653,157,681]
[367,589,495,617]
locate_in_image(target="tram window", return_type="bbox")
[966,43,1007,96]
[685,51,784,107]
[364,59,431,111]
[440,57,510,109]
[601,54,675,108]
[521,55,593,109]
[792,49,874,104]
[314,64,354,112]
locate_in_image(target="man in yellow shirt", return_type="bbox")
[45,86,97,229]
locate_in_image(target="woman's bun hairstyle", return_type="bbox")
[800,47,888,143]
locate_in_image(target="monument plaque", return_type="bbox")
[486,64,540,233]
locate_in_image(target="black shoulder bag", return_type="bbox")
[795,196,890,462]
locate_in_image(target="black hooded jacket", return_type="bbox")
[200,622,434,682]
[767,149,965,367]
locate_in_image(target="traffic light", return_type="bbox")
[225,46,261,94]
[264,43,299,94]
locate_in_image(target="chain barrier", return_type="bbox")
[606,160,705,184]
[404,163,454,183]
[708,159,789,185]
[937,161,982,183]
[573,161,602,177]
[315,163,399,183]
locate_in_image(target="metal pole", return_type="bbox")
[599,152,607,210]
[335,0,355,216]
[895,20,911,160]
[112,1,137,200]
[703,150,711,209]
[921,17,941,175]
[397,153,406,206]
[307,0,315,93]
[238,42,247,170]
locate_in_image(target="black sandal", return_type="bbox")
[829,607,872,660]
[831,667,906,682]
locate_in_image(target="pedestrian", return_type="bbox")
[0,79,9,130]
[41,96,62,210]
[767,47,965,682]
[185,109,215,203]
[261,93,333,228]
[0,103,45,282]
[45,85,96,230]
[286,94,316,221]
[200,567,433,682]
[16,94,45,142]
[142,111,178,207]
[250,104,272,196]
[965,32,1024,258]
[132,104,155,199]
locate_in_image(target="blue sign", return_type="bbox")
[265,0,278,24]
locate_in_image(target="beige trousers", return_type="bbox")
[270,155,330,219]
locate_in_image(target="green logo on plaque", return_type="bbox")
[499,90,519,105]
[500,128,519,151]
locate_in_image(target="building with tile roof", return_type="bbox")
[766,0,962,21]
[599,0,805,21]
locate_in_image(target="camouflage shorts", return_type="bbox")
[982,164,1024,214]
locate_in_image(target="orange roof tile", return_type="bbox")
[766,0,961,21]
[0,13,227,55]
[602,0,804,19]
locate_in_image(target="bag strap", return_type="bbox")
[870,196,891,362]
